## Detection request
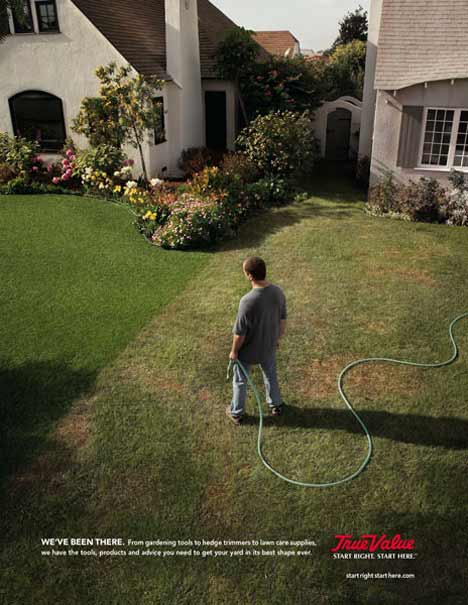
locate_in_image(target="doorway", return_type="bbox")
[205,91,227,150]
[325,108,351,161]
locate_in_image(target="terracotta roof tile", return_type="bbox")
[253,31,299,57]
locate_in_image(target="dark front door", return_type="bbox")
[205,91,227,150]
[326,108,351,161]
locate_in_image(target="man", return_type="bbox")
[227,257,287,425]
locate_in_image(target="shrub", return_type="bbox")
[367,172,399,214]
[221,153,260,183]
[0,132,40,175]
[398,178,446,223]
[245,176,291,209]
[441,171,468,226]
[178,147,224,179]
[152,193,234,249]
[74,145,126,179]
[236,111,320,178]
[0,176,73,195]
[134,191,178,238]
[0,162,14,184]
[355,155,370,188]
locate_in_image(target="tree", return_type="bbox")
[73,63,164,180]
[326,5,368,54]
[216,31,324,121]
[0,0,25,39]
[325,40,367,100]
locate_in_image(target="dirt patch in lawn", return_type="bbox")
[295,355,421,402]
[368,266,437,288]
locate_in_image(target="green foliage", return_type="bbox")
[74,145,125,178]
[398,178,446,223]
[236,111,321,178]
[178,147,224,178]
[245,176,291,208]
[442,171,468,226]
[73,62,164,179]
[216,32,324,119]
[0,176,72,195]
[215,27,258,81]
[221,153,260,184]
[325,40,367,100]
[367,172,400,214]
[330,4,368,52]
[152,193,235,249]
[0,162,14,184]
[368,174,448,223]
[0,131,40,175]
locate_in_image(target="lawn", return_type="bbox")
[1,177,467,604]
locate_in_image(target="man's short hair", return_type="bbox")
[244,257,266,281]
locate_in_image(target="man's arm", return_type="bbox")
[230,334,246,360]
[278,319,287,347]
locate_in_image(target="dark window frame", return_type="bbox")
[9,90,66,153]
[153,97,166,145]
[35,0,60,33]
[12,0,34,34]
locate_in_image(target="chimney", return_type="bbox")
[164,0,204,154]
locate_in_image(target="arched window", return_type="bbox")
[9,91,66,152]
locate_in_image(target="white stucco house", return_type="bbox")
[0,0,244,177]
[360,0,468,186]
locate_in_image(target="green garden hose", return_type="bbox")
[227,312,468,488]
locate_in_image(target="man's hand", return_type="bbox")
[230,334,245,361]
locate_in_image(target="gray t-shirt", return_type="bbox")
[233,284,287,364]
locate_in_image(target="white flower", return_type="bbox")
[114,170,121,177]
[150,178,163,187]
[126,180,138,189]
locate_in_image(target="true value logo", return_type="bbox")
[330,534,416,560]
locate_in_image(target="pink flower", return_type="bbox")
[31,166,39,172]
[47,164,53,173]
[62,159,69,168]
[65,168,73,176]
[61,173,70,181]
[52,177,60,184]
[66,149,75,158]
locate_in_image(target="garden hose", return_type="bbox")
[226,312,468,488]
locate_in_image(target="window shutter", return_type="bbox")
[397,106,424,168]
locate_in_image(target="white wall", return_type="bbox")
[164,0,204,174]
[359,0,383,159]
[370,79,468,185]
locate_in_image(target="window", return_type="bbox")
[12,0,34,33]
[453,111,468,169]
[153,97,166,145]
[9,91,66,152]
[419,108,468,170]
[35,0,59,33]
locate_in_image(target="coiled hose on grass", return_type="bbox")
[227,312,468,488]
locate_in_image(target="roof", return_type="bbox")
[253,31,300,57]
[375,0,468,90]
[71,0,238,79]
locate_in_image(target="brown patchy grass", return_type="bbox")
[295,355,421,402]
[367,265,437,287]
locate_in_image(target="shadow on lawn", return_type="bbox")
[241,405,468,450]
[0,359,96,488]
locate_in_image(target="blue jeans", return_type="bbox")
[230,354,283,418]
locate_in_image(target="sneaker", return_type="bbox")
[271,405,283,417]
[225,406,242,425]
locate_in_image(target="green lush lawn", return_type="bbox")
[1,179,467,604]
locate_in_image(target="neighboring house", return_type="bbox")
[0,0,242,177]
[360,0,468,185]
[253,31,300,58]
